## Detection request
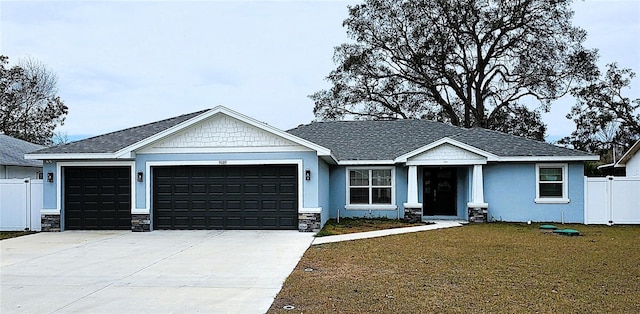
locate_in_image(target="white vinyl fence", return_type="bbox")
[584,176,640,224]
[0,178,42,231]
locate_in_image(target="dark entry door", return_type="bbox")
[423,168,457,216]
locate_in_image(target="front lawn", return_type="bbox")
[315,217,427,237]
[269,223,640,313]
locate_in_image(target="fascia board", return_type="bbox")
[24,153,121,160]
[337,160,395,165]
[496,155,600,162]
[394,137,499,163]
[615,139,640,166]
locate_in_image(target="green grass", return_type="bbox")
[315,217,427,237]
[269,223,640,313]
[0,231,37,240]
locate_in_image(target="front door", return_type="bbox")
[423,168,457,216]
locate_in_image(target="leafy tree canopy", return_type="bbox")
[310,0,599,140]
[560,63,639,160]
[0,55,68,145]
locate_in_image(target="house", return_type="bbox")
[1,134,44,179]
[25,106,599,232]
[612,139,640,177]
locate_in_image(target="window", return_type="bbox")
[346,168,396,210]
[535,164,569,203]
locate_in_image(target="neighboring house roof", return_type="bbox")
[0,134,45,167]
[287,120,596,161]
[615,139,640,167]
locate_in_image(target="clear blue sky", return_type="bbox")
[1,0,639,141]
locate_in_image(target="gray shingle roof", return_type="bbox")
[31,109,209,155]
[0,134,45,167]
[287,120,462,160]
[450,127,594,157]
[286,120,594,160]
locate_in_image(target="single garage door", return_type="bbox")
[64,167,131,230]
[153,165,298,230]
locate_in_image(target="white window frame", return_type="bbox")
[535,163,570,204]
[345,166,397,210]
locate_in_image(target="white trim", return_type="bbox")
[403,202,423,209]
[395,138,499,163]
[26,153,125,160]
[345,166,396,209]
[499,155,599,162]
[406,159,486,166]
[467,202,489,208]
[299,207,322,213]
[135,146,313,154]
[535,163,570,204]
[534,198,570,204]
[615,139,640,167]
[338,160,395,165]
[40,209,60,215]
[345,204,398,211]
[54,161,136,214]
[143,159,305,215]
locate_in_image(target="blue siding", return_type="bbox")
[318,159,330,226]
[483,162,585,223]
[42,163,57,210]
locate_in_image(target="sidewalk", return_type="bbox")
[312,220,464,245]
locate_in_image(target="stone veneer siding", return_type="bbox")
[468,207,487,223]
[131,214,151,232]
[404,207,422,223]
[298,213,321,232]
[41,214,61,232]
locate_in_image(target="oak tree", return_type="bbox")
[560,63,639,160]
[311,0,599,140]
[0,55,68,145]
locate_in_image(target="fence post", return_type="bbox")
[607,176,614,225]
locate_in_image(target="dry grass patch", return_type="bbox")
[0,231,36,240]
[315,218,427,237]
[269,223,640,313]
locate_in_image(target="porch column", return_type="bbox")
[467,164,488,222]
[403,165,422,222]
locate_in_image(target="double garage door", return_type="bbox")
[64,165,298,230]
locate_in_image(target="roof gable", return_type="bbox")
[396,138,494,165]
[137,112,311,153]
[615,139,640,167]
[26,106,330,159]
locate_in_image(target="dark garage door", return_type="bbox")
[153,165,298,230]
[64,167,131,230]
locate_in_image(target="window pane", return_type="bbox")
[372,187,392,204]
[539,168,562,182]
[540,183,563,197]
[372,170,392,186]
[350,188,369,204]
[350,170,369,186]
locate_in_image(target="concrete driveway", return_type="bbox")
[1,230,314,313]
